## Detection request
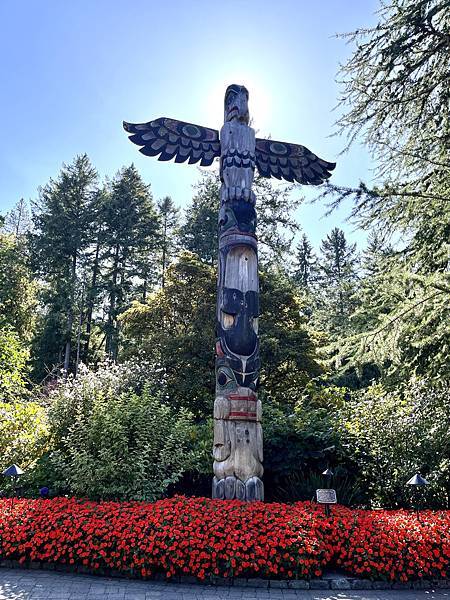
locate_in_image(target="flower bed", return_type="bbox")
[0,497,449,582]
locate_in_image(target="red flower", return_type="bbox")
[0,497,448,583]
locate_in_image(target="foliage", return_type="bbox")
[157,196,180,289]
[29,154,99,376]
[2,198,32,236]
[315,227,359,338]
[252,174,300,263]
[317,0,450,387]
[259,268,322,401]
[338,256,449,383]
[27,159,162,375]
[261,384,357,503]
[0,233,37,342]
[101,165,160,358]
[0,400,49,471]
[178,172,219,266]
[0,326,30,401]
[340,379,450,508]
[44,362,200,501]
[121,254,322,418]
[292,233,318,292]
[178,170,300,266]
[336,0,450,177]
[1,497,449,582]
[120,252,216,417]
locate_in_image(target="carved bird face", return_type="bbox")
[224,84,249,124]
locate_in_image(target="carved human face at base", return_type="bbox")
[224,84,250,124]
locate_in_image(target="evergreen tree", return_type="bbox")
[317,228,358,336]
[318,0,450,385]
[101,165,159,360]
[30,155,98,377]
[157,196,180,288]
[178,170,300,266]
[80,187,107,365]
[293,233,318,292]
[0,232,37,342]
[178,172,219,266]
[3,198,32,236]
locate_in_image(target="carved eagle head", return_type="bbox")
[224,84,249,124]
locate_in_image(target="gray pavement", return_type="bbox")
[0,569,449,600]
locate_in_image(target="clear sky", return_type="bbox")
[0,0,379,249]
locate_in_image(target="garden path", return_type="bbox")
[0,569,449,600]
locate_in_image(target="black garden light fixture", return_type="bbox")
[407,472,429,519]
[2,464,24,508]
[407,473,429,486]
[322,467,334,487]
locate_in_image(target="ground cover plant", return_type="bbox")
[0,496,449,583]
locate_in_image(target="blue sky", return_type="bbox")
[0,0,379,249]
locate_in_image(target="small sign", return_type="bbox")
[316,489,337,504]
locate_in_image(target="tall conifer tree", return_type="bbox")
[30,154,98,376]
[101,165,159,360]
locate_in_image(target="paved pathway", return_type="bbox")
[0,569,449,600]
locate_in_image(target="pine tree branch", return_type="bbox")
[362,290,444,345]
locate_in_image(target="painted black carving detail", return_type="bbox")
[219,201,256,236]
[255,138,335,185]
[216,341,260,388]
[123,118,220,166]
[220,288,258,356]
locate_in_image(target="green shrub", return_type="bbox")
[41,363,203,501]
[0,400,49,469]
[0,326,30,401]
[261,388,362,503]
[341,379,450,508]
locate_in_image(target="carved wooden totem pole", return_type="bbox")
[123,84,335,501]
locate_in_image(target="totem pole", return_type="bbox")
[123,84,335,501]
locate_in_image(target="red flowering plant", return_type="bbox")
[335,509,450,582]
[0,497,449,582]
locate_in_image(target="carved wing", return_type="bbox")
[255,138,336,185]
[123,118,220,166]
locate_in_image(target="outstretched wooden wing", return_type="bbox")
[123,118,220,166]
[255,138,335,185]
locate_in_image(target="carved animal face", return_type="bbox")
[224,84,249,124]
[220,288,259,356]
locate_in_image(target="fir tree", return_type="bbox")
[157,196,180,289]
[101,165,159,360]
[3,198,32,236]
[30,154,98,376]
[317,228,358,336]
[293,233,318,292]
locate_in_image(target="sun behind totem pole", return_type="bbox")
[123,84,335,501]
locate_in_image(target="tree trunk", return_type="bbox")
[64,253,77,376]
[106,244,120,358]
[83,239,101,363]
[161,215,168,289]
[74,295,83,377]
